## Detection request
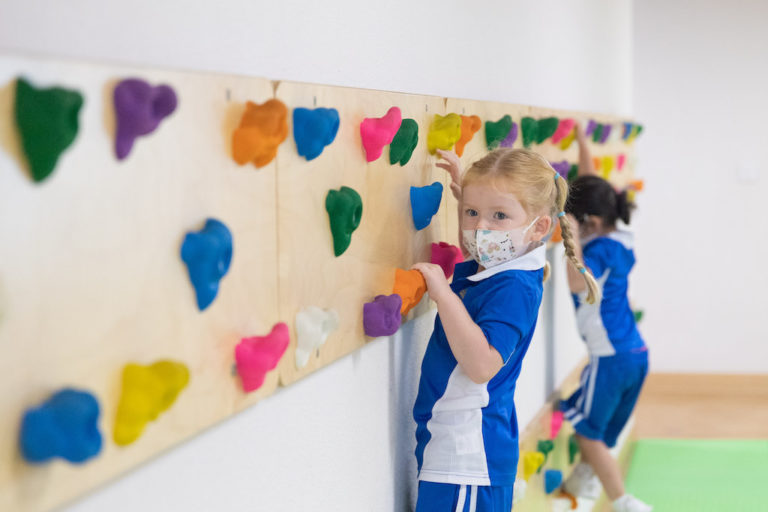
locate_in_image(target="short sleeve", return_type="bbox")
[473,278,537,364]
[582,241,609,279]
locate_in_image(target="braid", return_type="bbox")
[554,176,601,304]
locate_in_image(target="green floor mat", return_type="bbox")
[625,439,768,511]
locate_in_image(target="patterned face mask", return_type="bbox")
[462,217,539,268]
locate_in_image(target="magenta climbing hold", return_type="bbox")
[235,323,290,392]
[550,160,570,180]
[360,106,402,162]
[550,410,564,439]
[617,153,626,171]
[113,78,177,160]
[410,182,443,230]
[431,242,464,278]
[551,119,575,144]
[363,294,403,337]
[499,122,519,148]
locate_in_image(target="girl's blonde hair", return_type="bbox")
[462,148,600,304]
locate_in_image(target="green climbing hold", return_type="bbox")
[592,123,604,143]
[326,186,363,257]
[14,77,84,183]
[569,434,580,464]
[389,118,419,166]
[521,117,537,148]
[536,117,559,144]
[485,115,513,150]
[634,309,644,323]
[634,124,644,137]
[568,164,579,182]
[537,439,555,473]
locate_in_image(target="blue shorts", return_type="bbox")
[415,481,513,512]
[560,349,649,448]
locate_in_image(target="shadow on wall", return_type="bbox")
[389,307,435,511]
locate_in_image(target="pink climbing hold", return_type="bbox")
[235,323,290,392]
[551,119,575,144]
[360,106,402,162]
[430,242,464,278]
[550,410,564,439]
[617,153,626,171]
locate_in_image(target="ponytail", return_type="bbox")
[616,189,632,225]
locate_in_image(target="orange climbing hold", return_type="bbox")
[455,115,481,157]
[550,221,563,243]
[392,268,427,316]
[232,99,289,168]
[629,179,645,191]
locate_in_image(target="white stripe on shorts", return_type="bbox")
[455,485,467,512]
[469,485,477,512]
[584,356,599,417]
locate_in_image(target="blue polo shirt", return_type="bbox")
[572,230,645,356]
[413,244,545,487]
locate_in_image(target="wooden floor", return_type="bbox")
[633,373,768,438]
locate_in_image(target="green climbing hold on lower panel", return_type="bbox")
[326,186,363,257]
[14,77,84,183]
[569,433,580,464]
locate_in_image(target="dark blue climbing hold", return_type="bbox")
[181,218,233,311]
[410,182,443,231]
[293,107,340,161]
[20,388,102,464]
[545,469,563,494]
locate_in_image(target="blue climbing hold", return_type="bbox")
[544,469,563,494]
[293,107,340,161]
[410,182,443,231]
[20,388,102,464]
[181,218,233,311]
[622,122,634,140]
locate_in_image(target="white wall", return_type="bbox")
[0,1,633,510]
[633,0,768,373]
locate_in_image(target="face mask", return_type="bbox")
[462,216,539,268]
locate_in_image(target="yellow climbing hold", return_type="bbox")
[602,155,615,179]
[113,360,190,446]
[522,451,546,481]
[427,113,462,155]
[559,129,576,150]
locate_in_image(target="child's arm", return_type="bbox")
[565,214,588,294]
[576,123,599,177]
[435,150,468,257]
[412,262,503,384]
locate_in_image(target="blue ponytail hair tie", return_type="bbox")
[554,173,561,181]
[557,211,566,218]
[579,268,587,274]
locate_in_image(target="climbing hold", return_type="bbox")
[551,118,576,144]
[295,306,339,369]
[622,122,633,140]
[538,439,555,468]
[20,389,102,464]
[113,361,190,445]
[550,410,565,439]
[235,323,290,392]
[627,124,644,143]
[426,113,462,154]
[545,469,563,494]
[455,115,481,156]
[181,218,233,311]
[513,480,527,506]
[430,242,464,278]
[617,153,626,171]
[592,157,602,172]
[114,78,177,160]
[601,156,615,179]
[568,164,578,182]
[569,433,579,464]
[499,121,519,148]
[599,124,612,144]
[326,186,363,256]
[232,98,289,167]
[634,309,644,323]
[363,294,403,337]
[550,160,570,180]
[521,117,537,148]
[585,120,598,137]
[522,451,546,481]
[485,115,513,150]
[536,117,559,144]
[293,107,340,161]
[592,123,604,143]
[389,118,419,166]
[14,77,83,183]
[559,129,577,150]
[360,106,402,162]
[392,268,427,316]
[410,182,443,230]
[629,179,644,192]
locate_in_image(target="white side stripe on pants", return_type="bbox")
[584,357,600,416]
[455,485,466,512]
[469,485,477,512]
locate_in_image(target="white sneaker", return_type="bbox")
[563,462,602,499]
[613,494,653,512]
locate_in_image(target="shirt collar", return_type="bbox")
[466,243,546,282]
[582,229,634,250]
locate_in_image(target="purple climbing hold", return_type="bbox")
[499,122,519,148]
[363,294,402,337]
[599,124,612,144]
[585,120,598,137]
[114,78,177,160]
[550,160,570,179]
